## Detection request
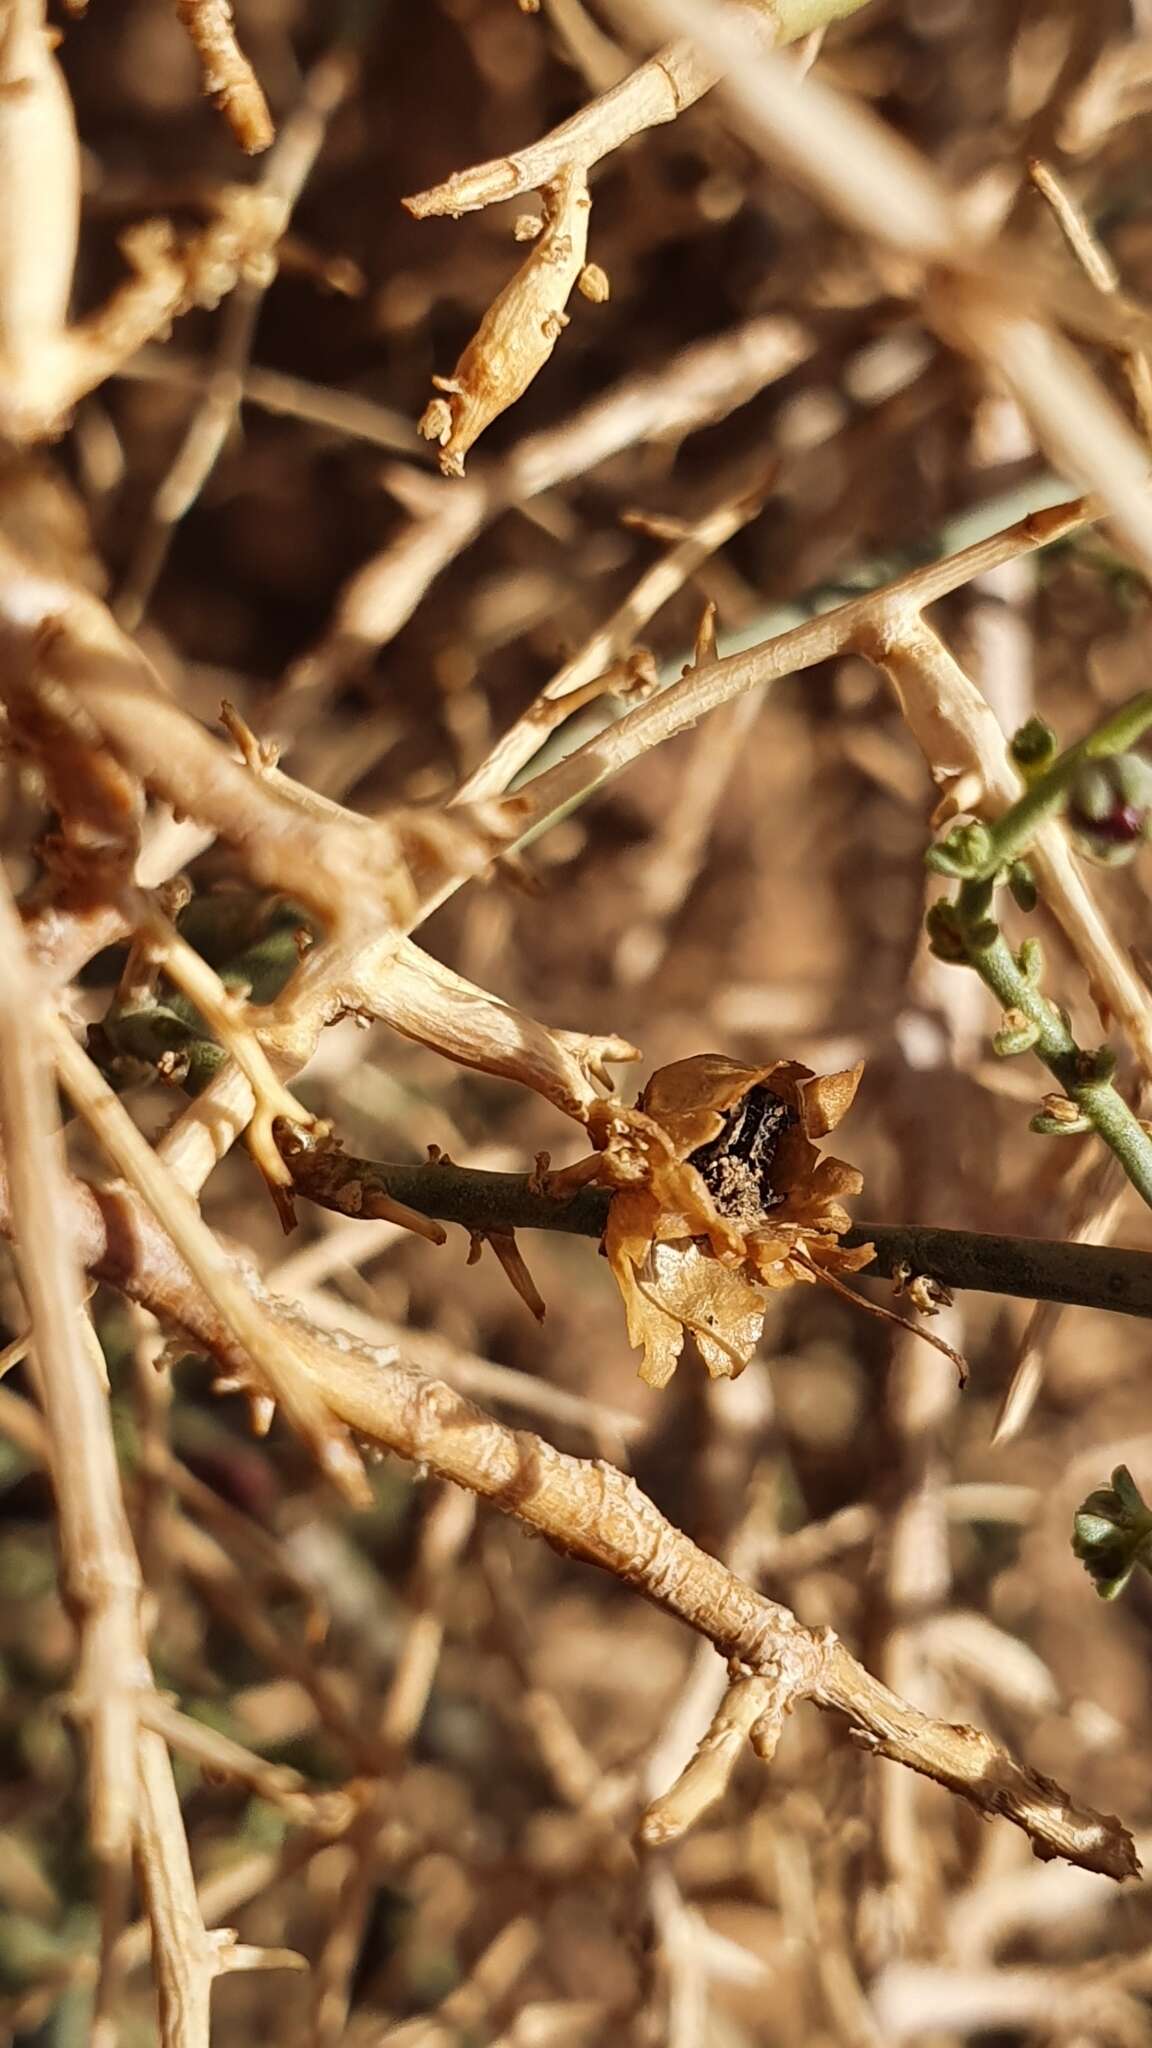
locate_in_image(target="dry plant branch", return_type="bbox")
[0,552,457,930]
[128,902,318,1186]
[432,493,1152,1107]
[452,474,769,804]
[297,1325,1137,1879]
[409,0,858,219]
[468,496,1094,856]
[0,864,147,2018]
[993,1148,1131,1444]
[0,0,80,399]
[118,40,360,623]
[630,0,1152,585]
[119,347,417,456]
[135,1728,306,2048]
[174,0,274,153]
[284,312,810,694]
[48,1017,371,1502]
[403,0,867,463]
[0,1137,1133,1878]
[1027,155,1152,444]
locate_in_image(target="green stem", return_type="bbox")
[942,878,1152,1212]
[976,691,1152,877]
[281,1146,1152,1321]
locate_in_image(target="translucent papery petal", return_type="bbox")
[649,1240,767,1380]
[798,1062,865,1138]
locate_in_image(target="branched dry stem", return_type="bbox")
[10,12,1152,2019]
[0,865,147,2023]
[49,1017,371,1503]
[403,0,867,464]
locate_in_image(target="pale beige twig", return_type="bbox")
[1027,156,1152,446]
[404,37,722,219]
[346,935,640,1121]
[0,185,293,442]
[403,0,867,217]
[473,495,1094,854]
[0,0,80,397]
[453,476,769,804]
[130,901,317,1185]
[282,314,811,692]
[0,864,148,2018]
[139,1694,354,1830]
[49,1016,370,1503]
[640,1672,789,1844]
[118,347,416,455]
[135,1729,306,2048]
[291,1283,643,1451]
[994,1149,1132,1444]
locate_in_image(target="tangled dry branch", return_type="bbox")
[9,1,1152,2038]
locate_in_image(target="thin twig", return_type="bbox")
[49,1017,370,1503]
[0,865,147,2018]
[117,42,359,624]
[173,0,273,153]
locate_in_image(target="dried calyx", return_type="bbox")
[588,1053,872,1389]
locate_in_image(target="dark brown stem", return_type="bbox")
[282,1145,1152,1322]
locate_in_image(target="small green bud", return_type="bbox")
[1030,1108,1092,1135]
[925,819,995,879]
[1067,751,1152,866]
[967,918,1001,953]
[1015,936,1044,985]
[1074,1044,1118,1087]
[1010,716,1059,772]
[1073,1466,1152,1599]
[925,900,968,962]
[1008,860,1038,912]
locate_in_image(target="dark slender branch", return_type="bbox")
[283,1145,1152,1322]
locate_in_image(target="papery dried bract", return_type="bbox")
[595,1053,871,1387]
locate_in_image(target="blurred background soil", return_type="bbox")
[6,1,1152,2042]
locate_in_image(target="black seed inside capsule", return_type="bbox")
[687,1085,798,1223]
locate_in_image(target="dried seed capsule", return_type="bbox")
[687,1083,798,1222]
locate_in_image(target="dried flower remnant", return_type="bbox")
[417,166,596,476]
[587,1053,872,1388]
